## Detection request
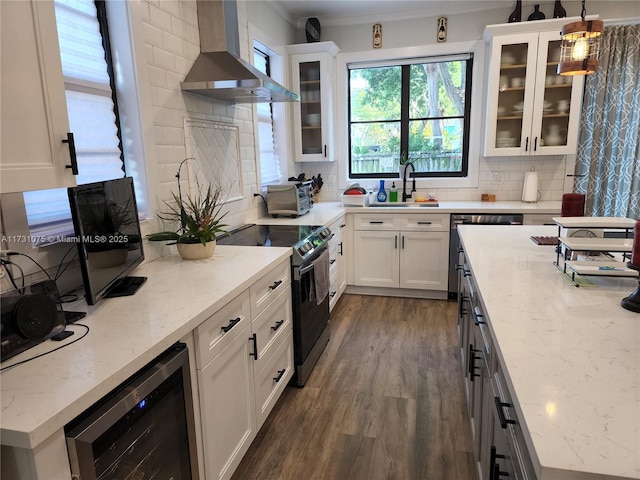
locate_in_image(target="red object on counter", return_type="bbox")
[631,219,640,267]
[561,193,585,217]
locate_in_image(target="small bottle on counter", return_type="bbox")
[389,182,398,202]
[377,180,387,202]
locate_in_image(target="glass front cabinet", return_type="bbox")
[288,42,339,162]
[483,26,585,157]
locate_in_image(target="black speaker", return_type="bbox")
[1,281,66,361]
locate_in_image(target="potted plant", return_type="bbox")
[148,182,229,260]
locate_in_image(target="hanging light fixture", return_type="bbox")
[557,0,603,76]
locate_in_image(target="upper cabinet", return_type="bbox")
[483,19,587,157]
[288,42,340,162]
[1,0,77,193]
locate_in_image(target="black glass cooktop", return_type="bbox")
[216,224,322,247]
[217,224,332,266]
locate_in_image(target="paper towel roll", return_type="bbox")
[522,171,539,202]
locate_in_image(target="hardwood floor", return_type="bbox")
[231,294,477,480]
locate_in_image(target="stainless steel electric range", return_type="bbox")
[217,224,333,386]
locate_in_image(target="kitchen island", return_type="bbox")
[458,224,639,480]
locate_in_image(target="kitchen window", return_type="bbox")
[254,44,281,185]
[22,0,147,245]
[348,54,472,179]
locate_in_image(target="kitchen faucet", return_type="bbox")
[402,162,416,202]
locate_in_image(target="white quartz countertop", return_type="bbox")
[255,200,560,226]
[0,246,291,450]
[458,225,640,480]
[352,200,562,214]
[255,201,347,226]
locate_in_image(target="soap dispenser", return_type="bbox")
[389,182,398,202]
[377,180,387,202]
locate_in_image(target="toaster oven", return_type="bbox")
[267,181,313,217]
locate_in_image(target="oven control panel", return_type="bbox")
[292,226,332,266]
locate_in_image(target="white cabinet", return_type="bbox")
[328,215,347,311]
[197,311,256,480]
[483,20,585,157]
[354,230,400,287]
[353,213,450,292]
[1,0,77,193]
[288,41,339,162]
[195,259,293,480]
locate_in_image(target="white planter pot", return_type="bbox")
[176,240,216,260]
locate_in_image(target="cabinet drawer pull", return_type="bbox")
[402,235,405,249]
[417,221,432,225]
[62,132,79,175]
[534,136,538,151]
[249,333,258,360]
[467,344,481,381]
[324,144,327,157]
[472,306,485,325]
[494,396,516,429]
[269,280,283,290]
[369,221,384,224]
[330,291,337,298]
[339,224,346,228]
[490,446,508,480]
[330,259,336,264]
[221,317,241,333]
[394,235,398,249]
[273,369,286,383]
[458,295,469,316]
[271,319,285,331]
[339,241,343,255]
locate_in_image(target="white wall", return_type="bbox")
[289,0,640,203]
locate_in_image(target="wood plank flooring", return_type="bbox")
[231,294,477,480]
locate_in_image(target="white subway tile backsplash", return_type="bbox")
[162,30,185,56]
[148,4,173,31]
[158,0,181,18]
[155,145,175,164]
[180,1,198,27]
[147,64,167,88]
[153,47,176,72]
[144,22,164,48]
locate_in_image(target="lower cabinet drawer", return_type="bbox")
[195,291,251,369]
[252,287,291,372]
[254,330,293,427]
[250,259,290,318]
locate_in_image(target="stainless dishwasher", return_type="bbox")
[448,214,523,298]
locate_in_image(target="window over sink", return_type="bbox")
[348,53,473,179]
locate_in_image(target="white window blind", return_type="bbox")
[253,47,281,185]
[23,0,124,244]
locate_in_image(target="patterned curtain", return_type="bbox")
[574,24,640,218]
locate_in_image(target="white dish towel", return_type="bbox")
[313,248,330,305]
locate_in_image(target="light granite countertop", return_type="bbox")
[459,225,640,480]
[255,200,561,226]
[0,245,291,450]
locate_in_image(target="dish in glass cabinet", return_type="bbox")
[501,52,515,65]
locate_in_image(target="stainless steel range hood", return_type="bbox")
[181,0,299,103]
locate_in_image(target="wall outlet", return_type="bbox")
[491,172,505,184]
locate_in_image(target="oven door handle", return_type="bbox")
[299,262,315,276]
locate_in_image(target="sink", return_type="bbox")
[370,202,439,208]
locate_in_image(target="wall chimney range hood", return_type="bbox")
[181,0,299,103]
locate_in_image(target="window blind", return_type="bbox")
[23,0,124,245]
[254,47,281,185]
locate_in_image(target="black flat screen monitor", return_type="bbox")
[68,177,146,305]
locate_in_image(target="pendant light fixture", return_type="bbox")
[557,0,603,76]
